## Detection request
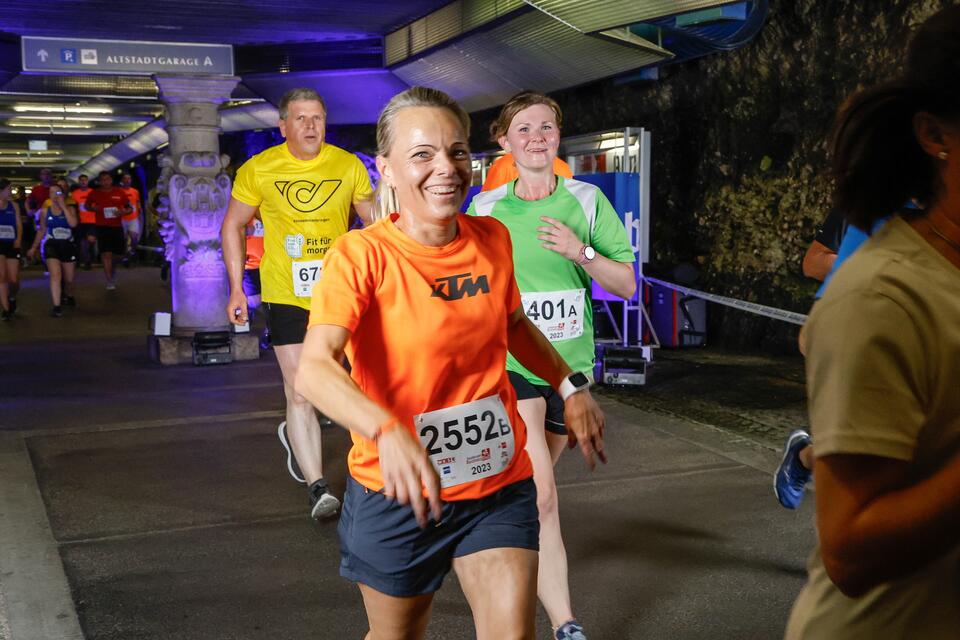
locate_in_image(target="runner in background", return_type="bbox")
[85,171,131,290]
[469,91,635,640]
[243,215,271,349]
[483,153,572,192]
[0,178,23,321]
[119,173,142,266]
[222,87,375,519]
[71,174,97,270]
[27,185,78,317]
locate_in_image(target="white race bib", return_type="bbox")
[415,395,516,489]
[103,207,119,219]
[521,288,585,341]
[52,227,72,240]
[0,225,14,240]
[291,259,323,297]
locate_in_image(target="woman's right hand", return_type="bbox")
[377,426,442,528]
[26,246,37,260]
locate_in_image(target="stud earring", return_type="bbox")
[938,151,949,160]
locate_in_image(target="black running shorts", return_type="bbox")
[508,371,567,435]
[264,302,309,346]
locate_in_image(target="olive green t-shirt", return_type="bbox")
[785,216,960,639]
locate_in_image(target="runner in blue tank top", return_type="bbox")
[0,178,23,321]
[27,186,78,317]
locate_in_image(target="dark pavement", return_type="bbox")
[0,266,815,640]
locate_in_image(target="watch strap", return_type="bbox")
[559,373,591,401]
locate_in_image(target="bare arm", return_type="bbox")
[220,197,257,324]
[506,306,607,469]
[28,213,46,258]
[353,197,376,227]
[295,324,441,526]
[538,216,636,299]
[816,451,960,597]
[64,204,79,228]
[802,240,837,281]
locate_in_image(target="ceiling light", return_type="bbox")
[8,122,93,129]
[13,105,113,115]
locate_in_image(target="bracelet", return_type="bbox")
[371,416,400,442]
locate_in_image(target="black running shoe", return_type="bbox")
[308,479,340,520]
[63,296,77,307]
[51,306,63,318]
[1,309,10,321]
[8,297,16,314]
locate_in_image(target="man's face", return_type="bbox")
[121,175,132,187]
[39,168,52,185]
[278,99,326,159]
[99,173,113,189]
[78,176,89,188]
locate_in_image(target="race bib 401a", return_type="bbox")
[521,288,585,341]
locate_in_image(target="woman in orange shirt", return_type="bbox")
[295,87,607,639]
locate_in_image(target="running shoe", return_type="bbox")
[308,479,341,520]
[277,421,306,484]
[8,297,15,314]
[106,281,117,291]
[63,296,77,307]
[774,429,813,509]
[556,620,587,640]
[51,306,63,318]
[1,309,10,321]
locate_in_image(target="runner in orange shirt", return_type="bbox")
[119,173,142,266]
[295,87,607,640]
[483,153,572,192]
[242,216,271,349]
[71,174,97,270]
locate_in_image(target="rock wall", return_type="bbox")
[470,0,951,352]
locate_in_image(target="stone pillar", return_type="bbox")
[154,74,238,334]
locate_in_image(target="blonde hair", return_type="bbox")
[373,87,471,221]
[489,91,563,143]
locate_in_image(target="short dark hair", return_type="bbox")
[278,88,327,120]
[78,174,88,179]
[0,178,10,191]
[831,5,960,230]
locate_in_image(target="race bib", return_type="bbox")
[0,225,14,240]
[291,259,323,297]
[522,288,585,341]
[52,227,72,240]
[415,395,515,489]
[103,207,119,219]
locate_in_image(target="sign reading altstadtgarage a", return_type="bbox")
[21,36,233,75]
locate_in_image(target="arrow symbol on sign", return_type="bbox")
[37,49,49,62]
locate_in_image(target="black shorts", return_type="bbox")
[95,226,125,255]
[338,476,538,597]
[264,302,308,346]
[242,268,261,297]
[43,239,77,263]
[0,242,20,260]
[76,223,97,239]
[508,371,566,435]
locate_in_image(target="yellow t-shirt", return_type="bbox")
[785,216,960,639]
[231,142,373,309]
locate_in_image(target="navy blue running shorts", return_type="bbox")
[338,476,539,597]
[508,371,566,435]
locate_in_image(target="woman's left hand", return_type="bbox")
[538,216,583,262]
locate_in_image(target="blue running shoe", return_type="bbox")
[556,620,587,640]
[774,429,812,509]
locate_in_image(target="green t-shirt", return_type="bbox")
[468,177,635,385]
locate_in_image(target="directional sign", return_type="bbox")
[21,36,233,76]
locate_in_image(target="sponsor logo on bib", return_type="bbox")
[285,234,304,258]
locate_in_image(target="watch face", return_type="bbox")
[569,372,590,388]
[584,246,596,260]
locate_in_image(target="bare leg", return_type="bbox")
[454,547,538,640]
[274,342,324,484]
[357,584,433,640]
[47,259,62,306]
[62,261,76,299]
[7,257,20,298]
[0,258,8,311]
[102,251,115,283]
[517,397,574,629]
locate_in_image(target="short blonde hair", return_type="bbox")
[373,87,471,220]
[489,91,563,143]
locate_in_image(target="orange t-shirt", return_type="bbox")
[308,213,533,501]
[245,218,265,270]
[71,187,95,224]
[120,187,140,222]
[482,154,574,192]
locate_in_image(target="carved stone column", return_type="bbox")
[154,74,238,334]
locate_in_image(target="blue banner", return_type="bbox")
[21,37,233,76]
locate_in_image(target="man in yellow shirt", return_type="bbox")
[221,88,374,519]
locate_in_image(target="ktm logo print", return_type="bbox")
[431,272,490,301]
[274,179,342,213]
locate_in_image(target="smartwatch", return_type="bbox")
[559,371,592,401]
[577,244,596,265]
